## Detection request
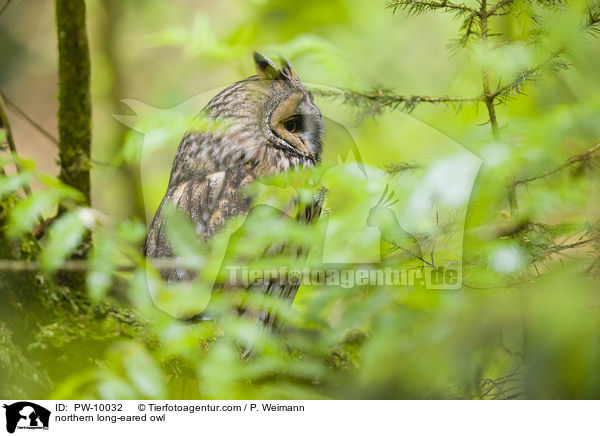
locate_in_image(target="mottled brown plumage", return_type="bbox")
[144,52,324,326]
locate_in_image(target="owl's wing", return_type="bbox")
[144,158,323,329]
[144,165,254,263]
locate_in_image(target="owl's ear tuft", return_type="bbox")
[254,51,281,80]
[280,57,298,79]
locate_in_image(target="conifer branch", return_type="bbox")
[585,5,600,35]
[386,0,479,17]
[491,54,568,103]
[312,87,479,113]
[491,68,539,102]
[455,14,479,47]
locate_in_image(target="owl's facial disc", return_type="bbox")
[269,92,323,162]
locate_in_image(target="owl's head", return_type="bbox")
[205,52,324,172]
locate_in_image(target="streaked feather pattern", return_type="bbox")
[144,52,324,327]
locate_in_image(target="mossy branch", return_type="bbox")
[55,0,91,205]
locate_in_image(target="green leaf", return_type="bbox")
[120,342,166,398]
[38,173,86,202]
[87,233,116,301]
[163,204,205,268]
[116,219,147,244]
[97,372,138,400]
[40,210,89,272]
[8,192,58,237]
[0,172,34,198]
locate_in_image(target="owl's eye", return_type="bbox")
[284,119,297,133]
[283,116,302,133]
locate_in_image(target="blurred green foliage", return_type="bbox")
[0,0,599,399]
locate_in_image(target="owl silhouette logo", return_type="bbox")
[2,402,50,433]
[366,184,423,262]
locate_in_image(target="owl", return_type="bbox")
[144,52,324,327]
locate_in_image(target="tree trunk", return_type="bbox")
[55,0,91,204]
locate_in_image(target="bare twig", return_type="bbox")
[546,237,598,254]
[0,0,12,15]
[389,240,434,267]
[486,0,513,17]
[515,143,600,186]
[479,365,523,399]
[0,92,33,196]
[3,95,58,144]
[508,143,600,214]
